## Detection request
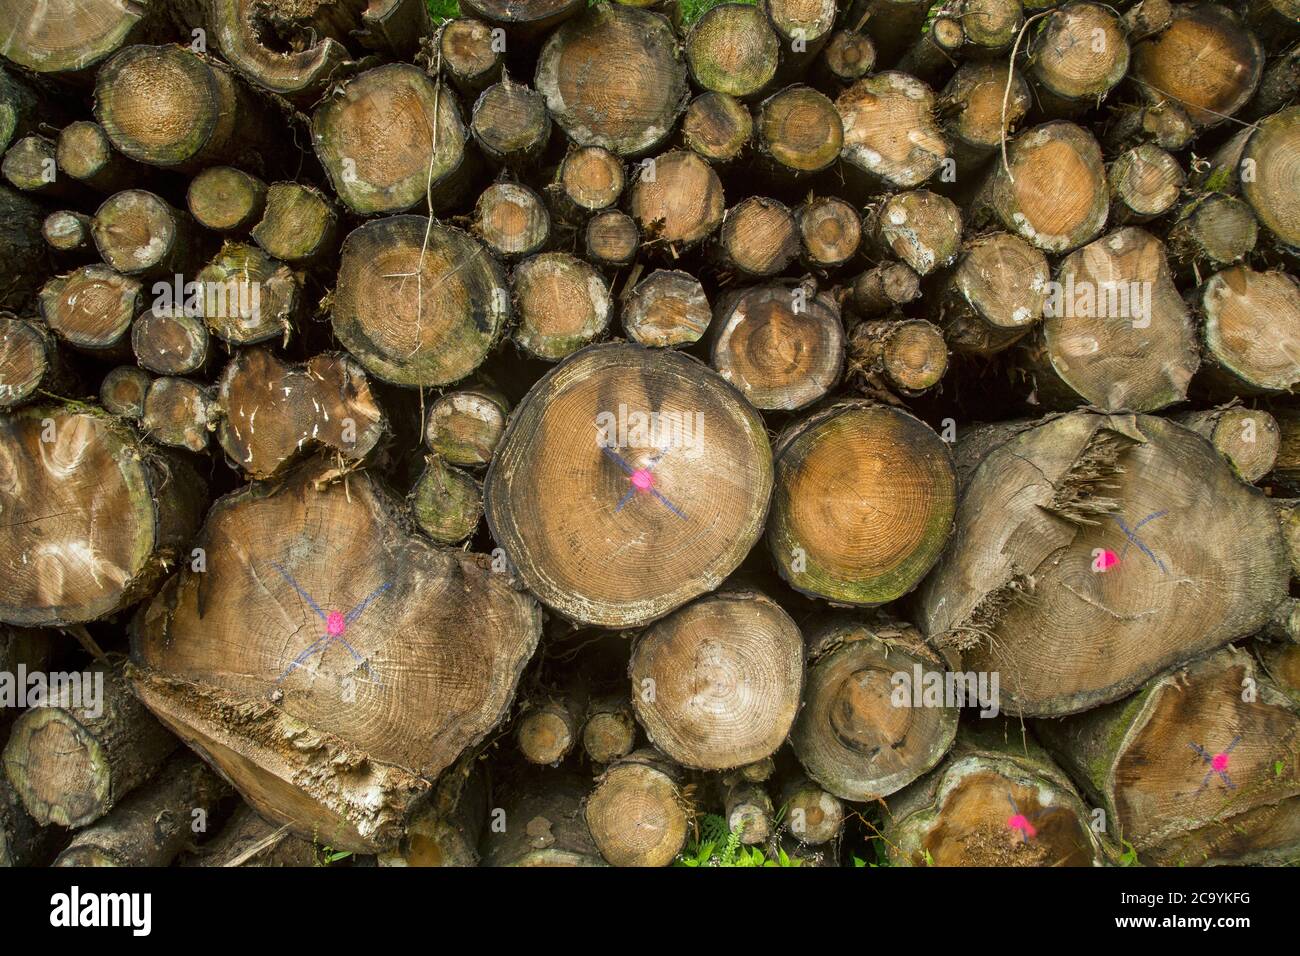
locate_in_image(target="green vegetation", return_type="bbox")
[425,0,754,27]
[674,814,802,867]
[427,0,460,22]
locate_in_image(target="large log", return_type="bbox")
[129,457,542,853]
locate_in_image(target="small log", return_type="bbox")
[629,149,725,253]
[0,315,65,408]
[936,232,1048,356]
[439,18,503,99]
[332,216,509,387]
[620,269,711,348]
[797,196,861,270]
[848,318,949,399]
[471,77,551,168]
[39,264,140,356]
[132,303,210,376]
[865,188,962,277]
[769,400,956,605]
[92,189,197,279]
[411,455,483,544]
[473,182,551,260]
[681,92,752,165]
[1196,264,1300,394]
[516,689,584,765]
[99,365,150,419]
[584,210,640,267]
[54,753,232,867]
[755,84,842,179]
[216,348,386,480]
[685,2,780,99]
[187,165,268,234]
[195,241,302,346]
[814,29,876,89]
[142,376,216,453]
[555,145,625,218]
[3,134,78,199]
[42,210,95,259]
[251,181,340,268]
[586,748,688,866]
[1108,144,1185,224]
[511,252,612,360]
[1174,406,1279,484]
[581,695,637,764]
[710,282,845,410]
[2,663,178,828]
[939,61,1031,177]
[1028,2,1130,115]
[424,387,510,468]
[714,196,799,278]
[724,781,773,845]
[629,590,803,770]
[763,0,837,78]
[781,775,844,846]
[848,261,921,318]
[1167,194,1258,271]
[838,72,948,190]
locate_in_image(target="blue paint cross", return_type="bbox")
[271,561,390,687]
[1190,735,1242,795]
[1114,510,1168,573]
[598,443,686,520]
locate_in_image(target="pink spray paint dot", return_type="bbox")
[1099,549,1118,569]
[1212,753,1230,773]
[326,610,346,636]
[630,468,655,492]
[1007,815,1037,839]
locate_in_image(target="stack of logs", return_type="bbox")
[0,0,1298,868]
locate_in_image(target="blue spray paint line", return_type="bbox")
[598,443,687,520]
[1114,510,1168,573]
[272,565,390,687]
[1190,735,1242,795]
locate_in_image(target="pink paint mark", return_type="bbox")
[1099,549,1118,570]
[630,468,655,492]
[326,610,346,636]
[1212,752,1230,773]
[1007,814,1037,840]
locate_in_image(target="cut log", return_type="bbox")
[629,149,725,252]
[584,210,640,266]
[883,722,1107,866]
[0,404,208,625]
[53,121,134,197]
[0,315,64,408]
[939,61,1031,177]
[974,120,1108,253]
[1104,96,1195,152]
[184,803,318,867]
[312,63,470,216]
[411,454,482,544]
[142,376,215,453]
[216,347,386,480]
[1167,193,1258,271]
[461,0,585,40]
[866,189,962,277]
[1237,105,1300,254]
[511,252,612,360]
[710,282,845,411]
[95,44,279,173]
[92,189,196,279]
[685,2,780,99]
[1028,2,1130,115]
[681,92,752,164]
[376,761,488,867]
[196,241,302,346]
[42,210,94,258]
[763,0,837,77]
[797,196,861,270]
[2,663,178,827]
[714,196,799,278]
[582,695,637,764]
[480,769,605,866]
[332,215,509,387]
[0,0,163,76]
[756,84,842,178]
[621,269,711,348]
[1,774,63,866]
[769,400,956,605]
[471,78,551,167]
[1036,645,1300,866]
[815,29,876,88]
[1108,144,1184,224]
[847,260,921,318]
[556,145,625,216]
[936,232,1049,356]
[0,185,47,312]
[837,72,948,190]
[129,457,543,852]
[484,343,773,627]
[782,774,844,846]
[1196,265,1300,394]
[1130,3,1265,128]
[472,182,551,260]
[534,4,688,157]
[424,387,509,468]
[54,753,232,867]
[99,365,150,419]
[187,165,268,234]
[39,264,140,356]
[3,134,77,199]
[629,590,803,770]
[439,17,503,99]
[848,318,949,399]
[251,182,340,267]
[516,690,583,765]
[916,410,1289,716]
[791,613,960,801]
[1022,227,1199,412]
[132,303,209,376]
[724,780,773,844]
[586,748,688,866]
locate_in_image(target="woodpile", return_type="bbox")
[0,0,1296,870]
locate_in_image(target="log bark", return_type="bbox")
[620,269,711,348]
[484,343,773,627]
[791,613,959,801]
[916,410,1290,716]
[936,232,1049,356]
[586,748,689,866]
[1036,645,1300,865]
[129,457,543,852]
[0,185,51,312]
[54,753,232,867]
[183,803,318,867]
[1,773,63,866]
[215,347,386,479]
[332,215,509,387]
[0,404,207,625]
[461,0,585,41]
[2,663,178,827]
[187,165,267,234]
[424,387,509,468]
[769,400,957,605]
[847,260,921,317]
[709,282,845,411]
[511,252,612,360]
[629,589,803,770]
